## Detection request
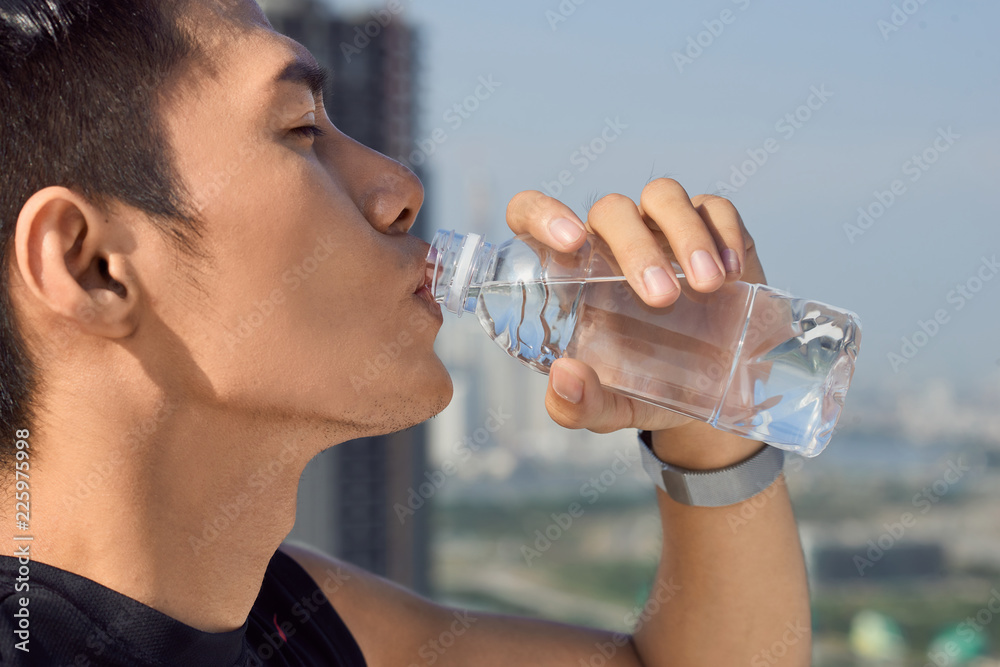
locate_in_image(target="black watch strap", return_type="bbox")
[638,430,785,507]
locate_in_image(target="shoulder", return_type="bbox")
[278,541,449,666]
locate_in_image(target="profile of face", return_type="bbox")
[131,0,452,443]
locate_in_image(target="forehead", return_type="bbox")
[164,0,319,129]
[158,0,320,208]
[178,0,309,86]
[182,0,272,34]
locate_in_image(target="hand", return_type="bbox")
[506,178,766,438]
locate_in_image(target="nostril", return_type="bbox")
[393,207,416,234]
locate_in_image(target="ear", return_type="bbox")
[13,186,140,340]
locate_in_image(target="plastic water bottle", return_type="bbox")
[426,229,862,457]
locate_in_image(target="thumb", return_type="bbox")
[545,358,636,434]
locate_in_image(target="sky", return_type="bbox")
[324,0,1000,396]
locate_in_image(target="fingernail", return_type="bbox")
[549,218,585,247]
[552,366,584,404]
[690,249,723,284]
[643,266,678,298]
[721,249,741,275]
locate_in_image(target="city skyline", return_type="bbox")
[320,0,1000,393]
[294,6,1000,663]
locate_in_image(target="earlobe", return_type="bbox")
[14,186,139,340]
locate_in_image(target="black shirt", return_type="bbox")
[0,548,367,666]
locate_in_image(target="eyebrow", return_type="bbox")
[275,57,329,98]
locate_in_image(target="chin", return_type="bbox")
[403,358,454,422]
[344,359,453,440]
[406,360,453,427]
[425,367,454,418]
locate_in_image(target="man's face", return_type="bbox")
[149,0,451,440]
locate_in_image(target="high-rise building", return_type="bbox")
[259,0,430,594]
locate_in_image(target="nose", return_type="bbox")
[326,131,424,235]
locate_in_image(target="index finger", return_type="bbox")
[506,190,588,252]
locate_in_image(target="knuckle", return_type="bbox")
[591,192,633,214]
[698,194,744,230]
[588,193,634,225]
[694,193,735,213]
[640,178,685,209]
[695,194,746,240]
[507,190,548,221]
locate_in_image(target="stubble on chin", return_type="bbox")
[328,389,452,443]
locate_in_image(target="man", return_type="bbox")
[0,0,810,665]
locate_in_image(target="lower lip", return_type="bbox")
[414,285,443,320]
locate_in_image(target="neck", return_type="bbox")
[5,391,323,633]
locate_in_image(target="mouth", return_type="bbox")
[412,242,433,293]
[415,283,438,306]
[412,241,443,317]
[413,282,443,321]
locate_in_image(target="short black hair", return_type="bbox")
[0,0,204,475]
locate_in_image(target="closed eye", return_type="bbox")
[290,125,326,139]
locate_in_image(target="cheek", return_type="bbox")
[326,303,445,400]
[259,240,412,373]
[209,161,372,329]
[180,220,373,392]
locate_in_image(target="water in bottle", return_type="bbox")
[426,230,862,457]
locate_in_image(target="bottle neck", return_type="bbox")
[427,230,496,317]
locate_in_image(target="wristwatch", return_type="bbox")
[638,430,785,507]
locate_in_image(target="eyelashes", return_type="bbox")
[289,125,326,140]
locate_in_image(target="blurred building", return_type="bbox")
[810,542,947,584]
[260,0,430,593]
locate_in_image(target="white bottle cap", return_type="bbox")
[444,232,482,317]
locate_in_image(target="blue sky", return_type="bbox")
[325,0,1000,394]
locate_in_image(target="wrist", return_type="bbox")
[639,430,785,507]
[647,424,766,471]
